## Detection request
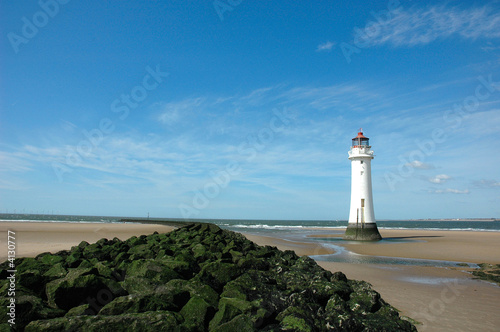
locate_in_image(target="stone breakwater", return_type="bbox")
[0,223,416,331]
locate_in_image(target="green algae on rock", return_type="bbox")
[0,223,417,331]
[472,263,500,286]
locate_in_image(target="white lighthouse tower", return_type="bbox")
[344,129,382,241]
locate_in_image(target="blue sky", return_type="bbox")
[1,0,500,220]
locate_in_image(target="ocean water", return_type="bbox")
[1,213,498,232]
[211,218,500,233]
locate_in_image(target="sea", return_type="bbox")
[1,213,498,232]
[2,213,499,269]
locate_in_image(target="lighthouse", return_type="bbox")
[344,129,382,241]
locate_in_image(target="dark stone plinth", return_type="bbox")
[344,223,382,241]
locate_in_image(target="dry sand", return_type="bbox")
[1,222,500,331]
[0,222,175,261]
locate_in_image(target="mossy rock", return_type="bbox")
[25,311,183,332]
[95,262,113,278]
[77,259,94,269]
[99,287,190,315]
[211,314,255,332]
[180,296,216,331]
[472,263,500,285]
[46,268,125,311]
[37,253,64,266]
[195,261,242,292]
[83,243,113,261]
[325,293,349,312]
[191,243,207,258]
[0,323,11,332]
[65,250,83,268]
[155,257,194,279]
[1,295,65,330]
[126,236,147,247]
[125,259,180,283]
[236,255,270,271]
[209,297,254,329]
[65,303,92,317]
[165,279,219,308]
[348,280,383,314]
[280,314,314,332]
[113,251,131,265]
[16,258,48,275]
[360,305,418,331]
[18,270,46,295]
[43,263,68,280]
[127,243,154,259]
[120,276,158,294]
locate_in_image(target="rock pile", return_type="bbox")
[0,223,416,331]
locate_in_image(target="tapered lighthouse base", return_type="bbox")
[343,223,382,241]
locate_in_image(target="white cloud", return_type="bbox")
[158,108,179,125]
[431,188,470,194]
[360,4,500,47]
[157,98,204,125]
[404,160,434,169]
[316,41,335,52]
[429,174,451,184]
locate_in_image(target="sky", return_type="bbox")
[1,0,500,220]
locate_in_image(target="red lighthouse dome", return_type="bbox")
[352,129,370,147]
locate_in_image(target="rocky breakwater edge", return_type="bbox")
[0,223,417,331]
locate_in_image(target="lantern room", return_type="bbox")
[352,130,370,148]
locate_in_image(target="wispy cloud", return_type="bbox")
[481,41,500,52]
[316,41,335,52]
[429,174,451,184]
[431,188,470,194]
[365,4,500,47]
[404,160,434,170]
[157,98,204,125]
[473,179,500,188]
[0,151,34,172]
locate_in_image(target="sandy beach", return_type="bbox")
[0,222,175,261]
[2,222,500,331]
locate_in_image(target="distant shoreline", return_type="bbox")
[401,218,499,222]
[0,213,498,223]
[119,217,500,224]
